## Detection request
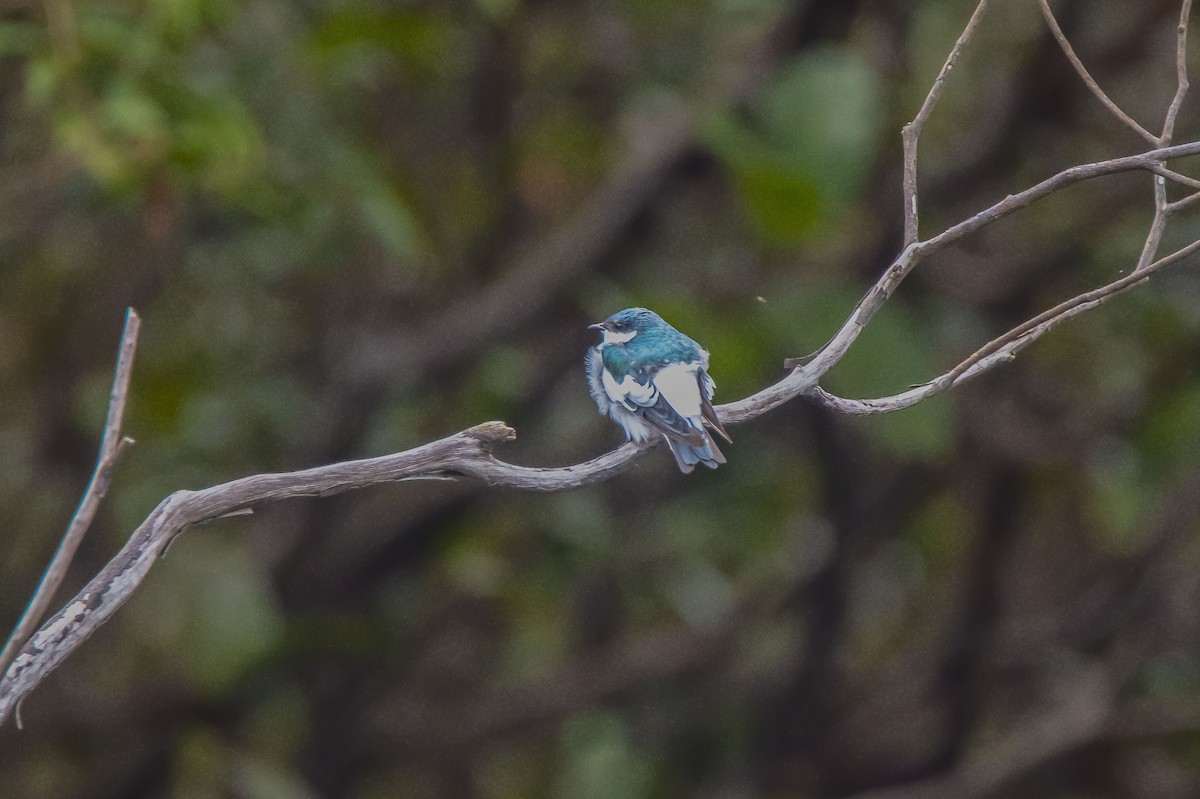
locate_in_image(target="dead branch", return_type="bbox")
[809,236,1200,415]
[1037,0,1158,144]
[4,2,1200,733]
[901,0,992,245]
[0,310,139,682]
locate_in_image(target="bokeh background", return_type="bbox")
[4,0,1200,797]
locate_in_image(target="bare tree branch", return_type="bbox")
[1134,0,1194,272]
[1162,0,1194,145]
[0,417,653,724]
[0,309,139,682]
[809,236,1200,415]
[7,151,1200,723]
[1135,178,1171,271]
[4,2,1200,736]
[786,141,1200,393]
[1149,162,1200,191]
[902,0,992,246]
[921,142,1200,252]
[1037,0,1158,144]
[1167,187,1200,213]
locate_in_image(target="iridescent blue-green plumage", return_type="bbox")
[586,308,730,473]
[600,322,702,380]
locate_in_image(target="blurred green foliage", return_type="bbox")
[2,1,1200,798]
[706,46,883,243]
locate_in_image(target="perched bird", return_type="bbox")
[586,307,731,473]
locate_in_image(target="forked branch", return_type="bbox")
[0,310,139,684]
[3,2,1200,729]
[901,0,992,245]
[1037,0,1158,144]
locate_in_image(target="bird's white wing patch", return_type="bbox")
[653,362,704,417]
[602,367,655,408]
[601,368,624,405]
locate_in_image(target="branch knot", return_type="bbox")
[464,422,518,452]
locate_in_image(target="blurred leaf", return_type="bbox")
[705,46,883,244]
[56,109,129,185]
[478,345,531,403]
[759,282,952,460]
[1141,381,1200,475]
[0,22,40,56]
[726,160,823,245]
[474,0,520,23]
[311,11,452,76]
[239,684,312,761]
[171,92,265,194]
[866,395,953,462]
[475,741,545,799]
[24,53,59,103]
[103,80,169,151]
[546,492,615,553]
[664,563,737,632]
[230,751,321,799]
[556,713,653,799]
[446,531,510,597]
[328,142,429,263]
[141,539,284,693]
[910,491,972,570]
[170,729,226,799]
[359,185,427,261]
[147,0,232,42]
[1087,436,1151,551]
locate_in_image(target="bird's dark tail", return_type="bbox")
[664,431,726,474]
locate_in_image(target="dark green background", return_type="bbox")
[3,0,1200,797]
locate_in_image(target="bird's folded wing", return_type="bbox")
[628,363,709,446]
[639,392,707,446]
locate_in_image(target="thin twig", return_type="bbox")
[901,0,993,245]
[812,0,1196,415]
[1167,188,1200,214]
[5,2,1200,731]
[1135,179,1171,271]
[1037,0,1158,144]
[1161,0,1194,145]
[786,140,1200,400]
[1130,0,1195,273]
[1150,163,1200,191]
[0,309,140,681]
[1134,0,1195,272]
[809,236,1200,415]
[8,153,1200,723]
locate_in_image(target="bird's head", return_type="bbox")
[588,307,664,347]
